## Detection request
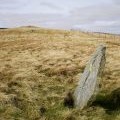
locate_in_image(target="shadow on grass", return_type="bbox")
[91,88,120,114]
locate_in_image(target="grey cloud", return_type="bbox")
[0,13,65,28]
[69,3,120,33]
[71,4,120,21]
[40,2,61,10]
[0,0,28,12]
[0,0,120,34]
[0,0,17,4]
[113,0,120,4]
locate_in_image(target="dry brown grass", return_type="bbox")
[0,27,120,120]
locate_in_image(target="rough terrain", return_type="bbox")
[0,27,120,120]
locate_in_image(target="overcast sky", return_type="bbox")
[0,0,120,34]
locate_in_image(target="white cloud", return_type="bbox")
[0,0,120,34]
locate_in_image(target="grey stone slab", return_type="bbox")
[74,45,106,109]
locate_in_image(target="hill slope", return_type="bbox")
[0,27,120,120]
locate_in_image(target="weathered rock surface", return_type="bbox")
[74,45,106,109]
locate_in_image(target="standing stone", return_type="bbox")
[74,45,106,109]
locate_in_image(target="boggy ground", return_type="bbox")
[0,27,120,120]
